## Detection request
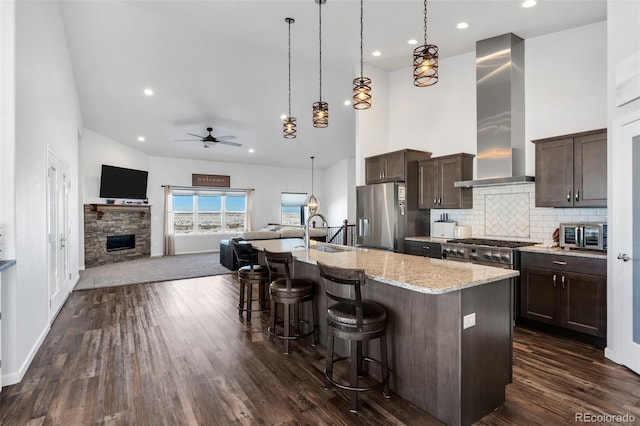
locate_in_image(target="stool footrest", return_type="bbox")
[325,356,390,393]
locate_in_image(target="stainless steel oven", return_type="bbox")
[560,222,607,251]
[441,238,536,270]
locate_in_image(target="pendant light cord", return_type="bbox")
[311,156,315,195]
[359,0,364,79]
[423,0,428,45]
[318,1,323,102]
[288,19,292,117]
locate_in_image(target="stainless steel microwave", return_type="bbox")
[560,223,607,251]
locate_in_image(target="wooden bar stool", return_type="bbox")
[317,261,390,413]
[264,249,316,354]
[232,240,269,322]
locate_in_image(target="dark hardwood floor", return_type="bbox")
[1,275,639,425]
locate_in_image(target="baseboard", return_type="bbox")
[173,250,218,255]
[2,323,51,386]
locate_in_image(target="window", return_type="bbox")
[172,191,246,234]
[281,192,308,226]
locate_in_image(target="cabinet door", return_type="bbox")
[383,151,406,181]
[439,156,463,209]
[365,157,384,184]
[520,265,559,325]
[418,160,438,209]
[535,138,574,207]
[560,271,607,337]
[574,132,607,207]
[403,240,423,255]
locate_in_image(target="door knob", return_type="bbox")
[617,253,632,262]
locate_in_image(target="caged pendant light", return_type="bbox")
[413,0,439,87]
[306,156,319,214]
[352,0,372,110]
[312,0,329,128]
[283,17,297,139]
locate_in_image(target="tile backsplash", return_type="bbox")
[430,183,607,245]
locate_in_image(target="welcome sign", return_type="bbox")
[192,174,231,187]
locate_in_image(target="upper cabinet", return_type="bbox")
[418,153,474,209]
[365,149,432,184]
[533,129,607,208]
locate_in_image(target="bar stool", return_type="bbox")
[263,249,316,354]
[232,240,269,322]
[317,261,390,413]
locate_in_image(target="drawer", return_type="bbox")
[520,252,606,276]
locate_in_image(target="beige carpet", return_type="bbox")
[74,252,232,290]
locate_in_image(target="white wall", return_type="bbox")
[355,65,390,186]
[323,157,356,226]
[362,21,608,181]
[80,133,351,258]
[2,0,82,386]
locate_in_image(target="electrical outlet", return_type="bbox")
[463,313,476,329]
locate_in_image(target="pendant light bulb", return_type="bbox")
[413,0,439,87]
[353,0,372,110]
[307,156,319,214]
[313,0,329,128]
[283,17,297,139]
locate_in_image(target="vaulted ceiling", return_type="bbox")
[59,0,606,170]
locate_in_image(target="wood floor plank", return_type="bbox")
[0,274,638,425]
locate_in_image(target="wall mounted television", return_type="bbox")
[99,164,149,200]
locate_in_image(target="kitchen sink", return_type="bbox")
[310,245,349,253]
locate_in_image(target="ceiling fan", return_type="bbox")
[176,127,241,148]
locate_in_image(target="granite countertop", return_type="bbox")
[0,259,17,272]
[249,239,518,295]
[519,245,607,259]
[404,236,449,243]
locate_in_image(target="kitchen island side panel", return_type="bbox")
[294,260,512,425]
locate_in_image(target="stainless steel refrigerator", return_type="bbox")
[356,182,429,252]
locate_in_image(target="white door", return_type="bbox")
[607,112,640,375]
[47,150,69,319]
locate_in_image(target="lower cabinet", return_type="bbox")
[404,240,442,259]
[519,252,606,338]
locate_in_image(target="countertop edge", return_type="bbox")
[0,259,17,272]
[519,246,607,259]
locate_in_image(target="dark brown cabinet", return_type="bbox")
[404,239,442,259]
[365,149,431,184]
[533,129,607,208]
[418,153,474,209]
[519,252,606,338]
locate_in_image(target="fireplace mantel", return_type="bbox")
[90,203,150,220]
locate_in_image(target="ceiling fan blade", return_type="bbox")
[175,139,201,142]
[218,140,242,147]
[186,133,204,138]
[214,135,237,140]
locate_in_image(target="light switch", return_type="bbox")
[463,313,476,329]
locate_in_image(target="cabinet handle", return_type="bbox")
[561,275,566,289]
[422,245,430,250]
[438,197,442,205]
[434,197,437,205]
[419,168,424,205]
[575,189,579,202]
[552,261,567,266]
[552,274,557,288]
[567,189,571,202]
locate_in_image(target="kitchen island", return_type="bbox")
[251,239,518,426]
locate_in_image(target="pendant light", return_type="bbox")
[413,0,439,87]
[312,0,329,128]
[283,17,297,139]
[352,0,372,110]
[307,156,319,214]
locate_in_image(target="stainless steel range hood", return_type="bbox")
[455,33,534,188]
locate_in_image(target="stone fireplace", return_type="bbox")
[84,204,151,267]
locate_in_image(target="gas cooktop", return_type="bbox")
[445,238,536,249]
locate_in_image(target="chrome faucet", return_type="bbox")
[304,213,328,250]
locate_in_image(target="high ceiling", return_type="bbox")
[59,0,606,170]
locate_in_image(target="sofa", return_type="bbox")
[219,225,327,271]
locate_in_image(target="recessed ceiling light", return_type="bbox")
[143,88,154,96]
[344,100,351,106]
[137,136,145,142]
[456,22,469,30]
[280,114,287,120]
[521,0,537,8]
[408,39,418,45]
[372,51,382,57]
[249,149,255,153]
